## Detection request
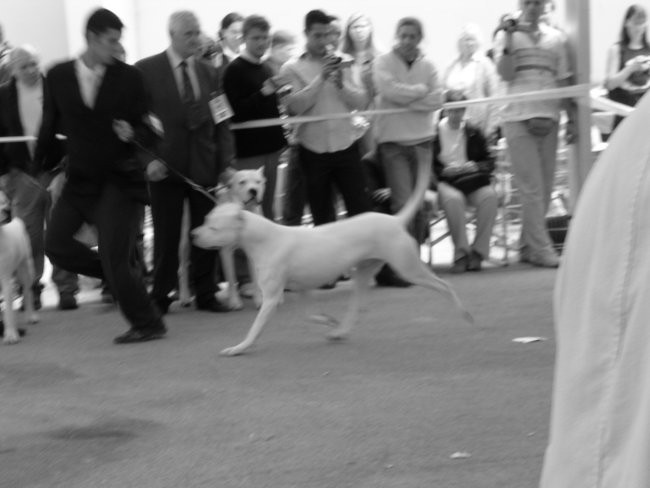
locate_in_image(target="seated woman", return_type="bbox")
[432,89,498,273]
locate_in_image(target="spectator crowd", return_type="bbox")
[1,0,643,343]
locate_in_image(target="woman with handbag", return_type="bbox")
[432,90,498,273]
[605,4,650,130]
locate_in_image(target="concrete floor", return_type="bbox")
[0,257,557,488]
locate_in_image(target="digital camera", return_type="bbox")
[502,14,518,30]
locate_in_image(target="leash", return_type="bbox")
[133,141,222,204]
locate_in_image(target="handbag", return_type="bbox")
[447,166,491,195]
[525,117,555,137]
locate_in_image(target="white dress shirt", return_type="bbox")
[75,58,105,109]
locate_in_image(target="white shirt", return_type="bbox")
[280,52,367,153]
[166,48,200,101]
[437,118,468,167]
[16,79,43,156]
[75,58,105,109]
[493,23,571,121]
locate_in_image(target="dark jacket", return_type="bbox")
[223,56,286,158]
[432,122,495,192]
[0,76,63,175]
[35,60,151,202]
[135,52,234,186]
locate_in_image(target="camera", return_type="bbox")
[501,14,518,30]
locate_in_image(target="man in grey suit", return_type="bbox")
[136,11,234,314]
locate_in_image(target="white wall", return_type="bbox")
[1,0,647,84]
[0,0,69,70]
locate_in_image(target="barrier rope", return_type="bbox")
[230,84,591,130]
[0,84,633,144]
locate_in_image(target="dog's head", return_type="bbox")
[192,202,245,249]
[0,190,12,225]
[228,168,265,208]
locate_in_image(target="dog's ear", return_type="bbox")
[220,167,237,187]
[255,167,266,182]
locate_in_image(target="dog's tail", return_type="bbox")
[396,156,431,228]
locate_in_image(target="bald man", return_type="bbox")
[135,10,234,314]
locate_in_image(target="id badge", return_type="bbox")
[209,94,234,124]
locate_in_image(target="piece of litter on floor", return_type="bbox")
[512,337,548,344]
[450,451,471,459]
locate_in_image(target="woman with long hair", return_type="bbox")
[341,13,380,154]
[215,12,244,68]
[605,4,650,129]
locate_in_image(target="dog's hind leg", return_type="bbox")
[17,261,38,325]
[387,250,474,324]
[220,282,284,356]
[327,259,384,341]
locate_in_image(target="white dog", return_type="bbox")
[192,160,472,356]
[178,168,265,310]
[0,191,38,344]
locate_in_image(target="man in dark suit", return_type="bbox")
[0,45,80,311]
[135,10,234,314]
[36,8,166,344]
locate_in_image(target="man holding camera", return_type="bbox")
[494,0,575,268]
[279,9,371,228]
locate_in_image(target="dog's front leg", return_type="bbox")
[327,261,381,341]
[220,246,243,310]
[2,279,19,344]
[220,286,282,356]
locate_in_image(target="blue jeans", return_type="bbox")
[503,120,559,257]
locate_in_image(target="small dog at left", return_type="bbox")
[0,190,38,344]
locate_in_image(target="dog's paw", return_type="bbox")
[28,314,39,324]
[253,294,262,309]
[179,299,193,308]
[309,314,340,328]
[227,297,244,311]
[3,332,20,344]
[327,329,349,342]
[220,344,248,356]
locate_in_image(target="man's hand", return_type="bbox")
[261,75,291,96]
[112,119,134,142]
[564,120,577,145]
[372,188,391,203]
[146,159,168,181]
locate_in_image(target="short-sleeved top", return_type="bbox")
[494,23,571,122]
